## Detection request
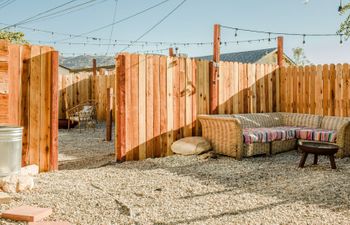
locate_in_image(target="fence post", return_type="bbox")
[277,36,284,67]
[210,24,220,114]
[116,54,126,162]
[169,48,174,57]
[50,50,59,171]
[106,87,113,142]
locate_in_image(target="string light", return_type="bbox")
[302,34,306,45]
[340,34,343,45]
[339,0,343,13]
[221,25,343,37]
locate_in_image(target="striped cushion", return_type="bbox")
[243,126,298,144]
[296,128,337,143]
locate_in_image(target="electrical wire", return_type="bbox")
[0,0,80,30]
[29,0,108,23]
[19,0,104,25]
[0,0,16,9]
[119,0,187,53]
[55,0,172,42]
[105,0,119,56]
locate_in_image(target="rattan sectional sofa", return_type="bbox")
[198,113,350,160]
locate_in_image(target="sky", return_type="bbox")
[0,0,349,64]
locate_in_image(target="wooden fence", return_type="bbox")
[280,64,350,116]
[115,53,279,161]
[59,72,115,121]
[0,40,58,172]
[218,62,279,114]
[115,54,209,161]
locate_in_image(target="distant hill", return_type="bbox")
[59,55,115,69]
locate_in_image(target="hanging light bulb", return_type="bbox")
[268,33,271,43]
[339,0,343,13]
[302,34,306,45]
[340,34,343,45]
[235,28,238,37]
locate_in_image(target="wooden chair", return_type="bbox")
[66,100,98,132]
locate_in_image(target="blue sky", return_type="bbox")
[1,0,349,64]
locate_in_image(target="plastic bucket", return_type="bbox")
[0,125,23,177]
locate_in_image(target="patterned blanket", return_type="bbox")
[243,126,337,144]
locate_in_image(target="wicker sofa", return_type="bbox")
[198,113,350,160]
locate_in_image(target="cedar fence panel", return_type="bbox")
[115,54,279,161]
[58,72,115,121]
[0,40,58,172]
[279,64,350,116]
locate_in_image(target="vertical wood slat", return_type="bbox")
[130,54,139,160]
[50,50,59,171]
[166,57,174,155]
[153,55,161,158]
[138,55,147,160]
[29,46,41,166]
[159,56,167,156]
[21,45,31,166]
[146,55,154,158]
[116,54,126,161]
[39,46,51,172]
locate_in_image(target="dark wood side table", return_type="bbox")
[298,141,339,169]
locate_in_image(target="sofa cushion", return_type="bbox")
[243,126,298,144]
[171,137,212,155]
[282,113,322,128]
[296,128,337,143]
[233,113,283,129]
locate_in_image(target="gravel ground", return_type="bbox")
[1,151,350,224]
[58,123,115,170]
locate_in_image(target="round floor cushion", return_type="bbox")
[171,137,212,155]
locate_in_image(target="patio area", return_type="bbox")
[58,122,115,170]
[1,151,350,224]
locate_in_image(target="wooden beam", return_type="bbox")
[169,48,174,57]
[50,50,59,171]
[210,24,220,114]
[106,87,113,141]
[277,36,284,67]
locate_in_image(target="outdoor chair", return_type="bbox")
[66,100,98,132]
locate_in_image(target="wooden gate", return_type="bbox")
[0,40,59,172]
